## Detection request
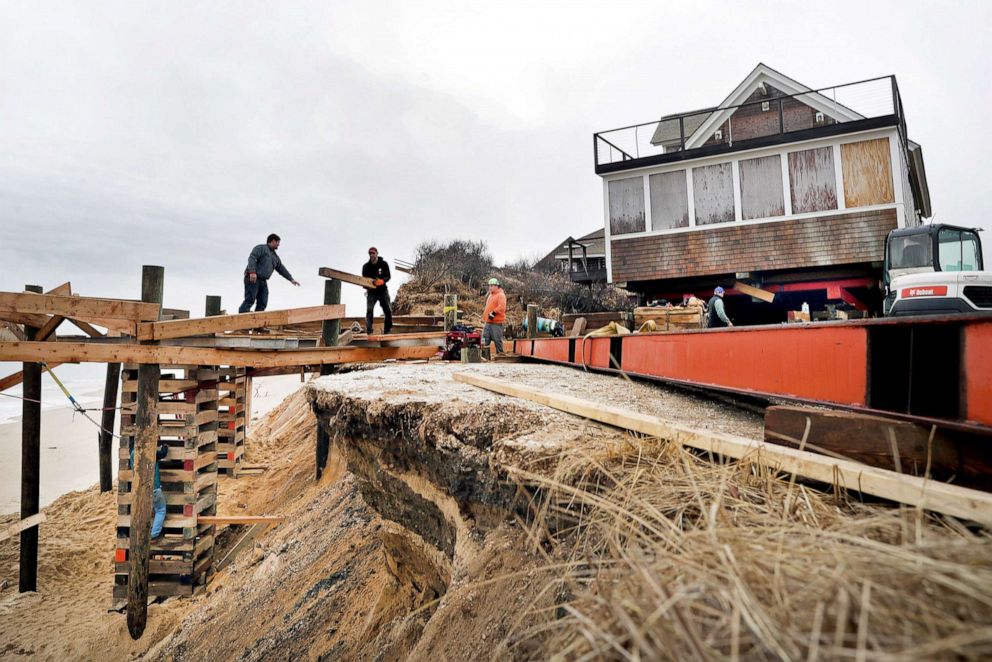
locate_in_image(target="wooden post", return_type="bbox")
[527,304,538,339]
[316,279,341,480]
[443,294,457,332]
[127,265,163,640]
[19,284,42,593]
[205,295,222,317]
[98,361,120,492]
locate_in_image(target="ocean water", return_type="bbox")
[0,362,108,423]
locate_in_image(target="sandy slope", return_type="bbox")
[0,378,318,660]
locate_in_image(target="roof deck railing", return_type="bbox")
[594,75,905,174]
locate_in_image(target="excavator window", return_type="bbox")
[937,228,982,272]
[888,234,933,269]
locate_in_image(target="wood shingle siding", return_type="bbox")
[739,154,785,220]
[608,177,646,235]
[610,208,896,283]
[788,146,838,213]
[649,170,690,230]
[692,163,735,225]
[841,137,894,208]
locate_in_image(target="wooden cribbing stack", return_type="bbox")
[115,364,220,602]
[216,366,247,476]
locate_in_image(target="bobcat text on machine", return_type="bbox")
[884,224,992,316]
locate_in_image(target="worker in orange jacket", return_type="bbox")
[482,277,506,353]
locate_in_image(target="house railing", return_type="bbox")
[594,75,904,170]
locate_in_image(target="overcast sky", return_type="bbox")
[1,0,990,317]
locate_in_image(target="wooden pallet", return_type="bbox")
[216,367,246,476]
[114,365,219,601]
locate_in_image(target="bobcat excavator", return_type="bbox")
[884,224,991,316]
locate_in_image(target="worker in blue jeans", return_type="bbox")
[130,443,170,539]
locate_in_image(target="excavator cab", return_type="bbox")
[883,224,987,316]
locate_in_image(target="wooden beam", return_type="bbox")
[66,316,135,335]
[0,363,62,392]
[136,305,345,341]
[66,318,105,338]
[0,513,46,543]
[317,267,376,289]
[0,341,439,367]
[0,292,159,322]
[34,315,64,342]
[0,311,52,328]
[733,281,776,303]
[452,373,992,526]
[46,282,72,296]
[197,515,285,526]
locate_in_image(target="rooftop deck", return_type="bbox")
[594,75,906,175]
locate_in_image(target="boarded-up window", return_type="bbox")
[841,137,894,207]
[649,170,689,230]
[608,177,645,235]
[739,155,785,220]
[692,163,735,225]
[788,147,838,213]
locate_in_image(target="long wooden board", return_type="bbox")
[452,372,992,526]
[733,281,776,303]
[0,513,47,543]
[0,292,159,322]
[317,267,376,289]
[197,515,285,526]
[136,305,346,341]
[0,341,438,368]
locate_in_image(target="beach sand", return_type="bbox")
[0,374,308,515]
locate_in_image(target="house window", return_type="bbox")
[649,170,689,230]
[739,154,785,220]
[692,163,735,225]
[788,147,838,213]
[608,177,646,235]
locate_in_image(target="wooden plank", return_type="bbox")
[197,515,285,526]
[317,267,376,289]
[732,281,776,304]
[0,311,52,327]
[764,406,992,490]
[0,341,439,368]
[136,304,346,341]
[68,316,135,335]
[0,513,47,543]
[0,292,160,322]
[569,317,587,337]
[452,372,992,526]
[841,137,895,207]
[46,282,72,296]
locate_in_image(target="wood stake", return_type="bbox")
[19,284,42,593]
[444,294,457,332]
[526,304,538,339]
[127,265,163,640]
[98,361,121,492]
[316,279,341,480]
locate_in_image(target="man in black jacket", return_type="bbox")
[239,233,300,313]
[362,246,392,334]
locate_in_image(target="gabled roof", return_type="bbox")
[648,64,867,150]
[546,228,606,262]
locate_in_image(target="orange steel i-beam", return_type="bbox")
[516,316,992,431]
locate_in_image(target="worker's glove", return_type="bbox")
[374,279,385,286]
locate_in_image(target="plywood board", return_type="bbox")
[841,137,894,208]
[692,163,735,225]
[788,146,838,214]
[608,177,645,235]
[739,154,785,220]
[648,170,689,230]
